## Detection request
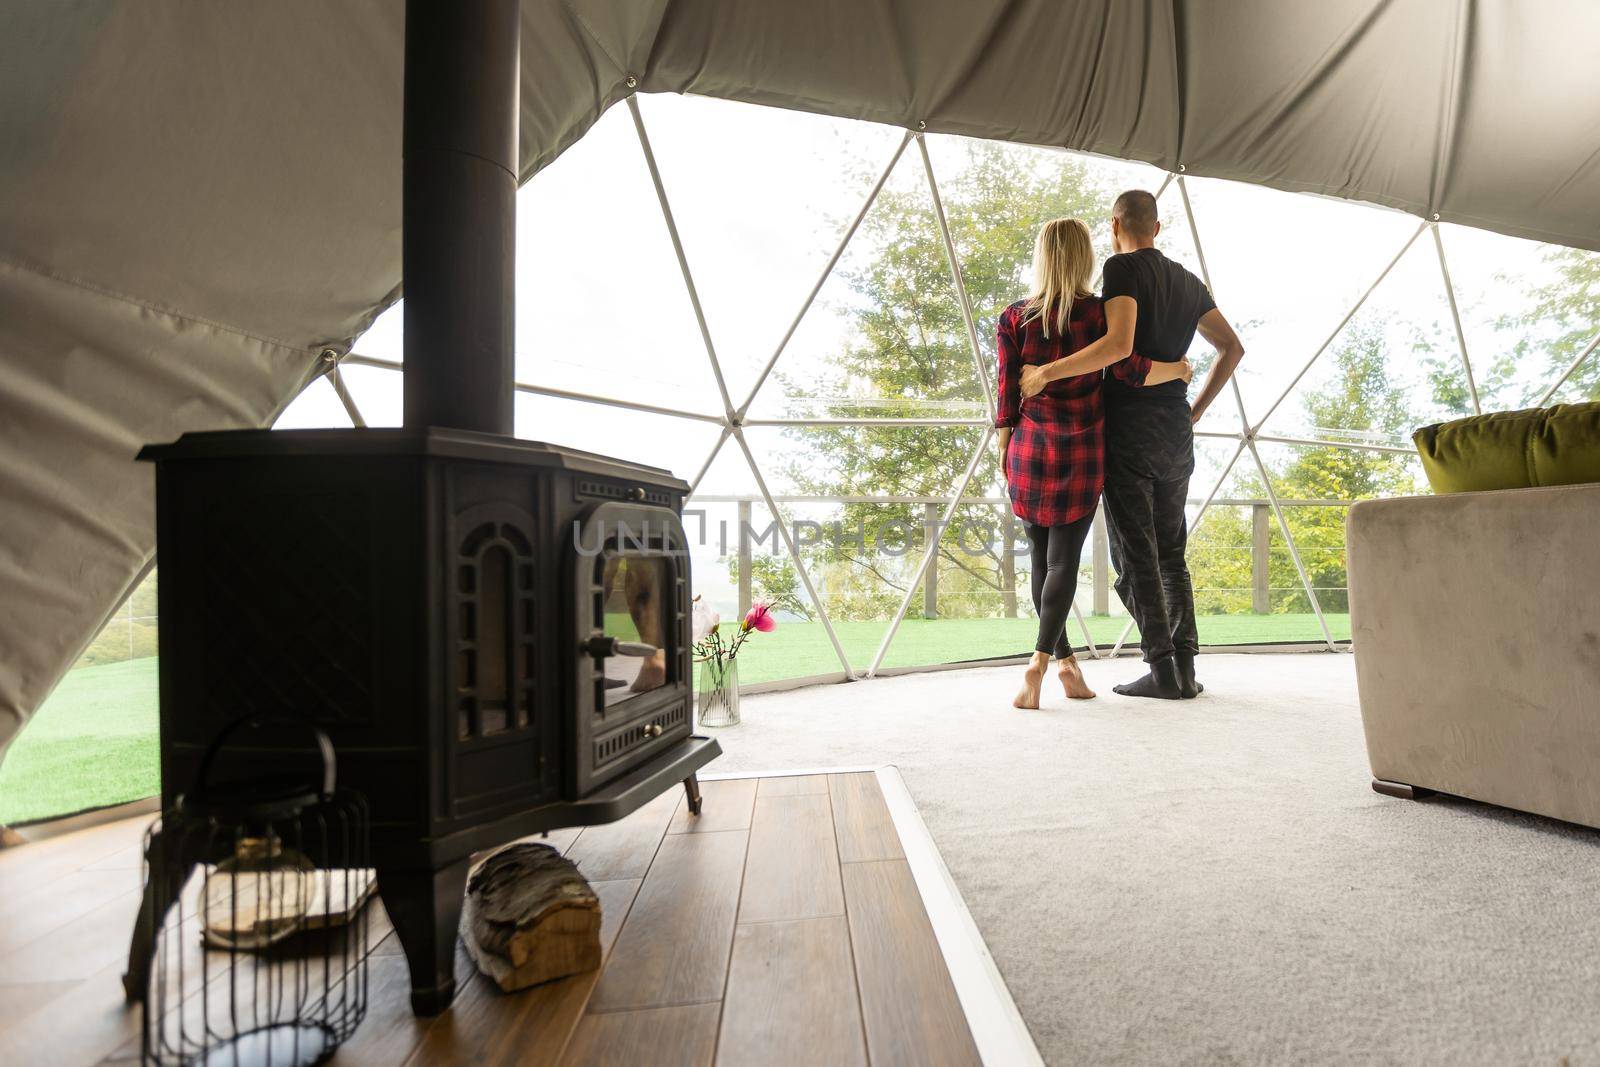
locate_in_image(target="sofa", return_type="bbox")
[1347,481,1600,829]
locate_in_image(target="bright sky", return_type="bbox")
[274,92,1578,616]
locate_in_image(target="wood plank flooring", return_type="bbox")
[0,772,987,1066]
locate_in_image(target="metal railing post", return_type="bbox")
[1000,509,1018,619]
[1246,442,1337,650]
[867,428,994,677]
[1251,504,1271,614]
[922,502,939,619]
[1092,506,1110,615]
[731,429,856,677]
[737,499,753,616]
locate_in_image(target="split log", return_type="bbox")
[462,842,602,992]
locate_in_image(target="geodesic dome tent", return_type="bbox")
[4,0,1600,757]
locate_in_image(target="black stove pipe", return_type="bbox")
[401,0,520,435]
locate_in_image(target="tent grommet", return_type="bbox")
[625,74,638,89]
[916,120,926,131]
[320,347,340,364]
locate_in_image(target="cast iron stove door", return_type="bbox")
[571,500,691,796]
[446,500,555,820]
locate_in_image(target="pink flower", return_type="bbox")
[741,601,776,633]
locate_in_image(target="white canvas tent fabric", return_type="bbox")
[2,0,1597,752]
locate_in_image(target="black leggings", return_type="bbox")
[1026,513,1095,658]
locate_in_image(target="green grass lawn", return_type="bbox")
[730,612,1350,683]
[0,613,1348,824]
[0,657,159,825]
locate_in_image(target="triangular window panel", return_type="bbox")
[1177,177,1427,436]
[1185,437,1257,622]
[513,392,723,484]
[736,424,995,674]
[746,140,986,423]
[271,374,353,430]
[684,433,863,683]
[341,106,726,419]
[338,363,402,426]
[1256,233,1460,448]
[919,136,1169,354]
[1432,224,1600,411]
[514,100,724,415]
[352,301,402,365]
[637,94,906,409]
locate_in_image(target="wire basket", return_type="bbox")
[126,714,372,1067]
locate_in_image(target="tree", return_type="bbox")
[1423,244,1600,413]
[1507,245,1600,401]
[775,141,1122,620]
[724,554,814,621]
[1272,320,1420,611]
[1417,319,1489,418]
[1185,507,1254,615]
[1185,319,1423,616]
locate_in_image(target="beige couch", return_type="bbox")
[1347,482,1600,829]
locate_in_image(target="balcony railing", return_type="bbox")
[688,494,1350,622]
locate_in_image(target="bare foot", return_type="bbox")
[1057,656,1096,700]
[630,652,667,692]
[1013,652,1048,709]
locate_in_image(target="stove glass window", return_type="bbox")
[600,554,669,707]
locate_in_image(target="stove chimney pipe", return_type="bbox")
[402,0,519,434]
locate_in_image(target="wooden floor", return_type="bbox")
[0,772,990,1066]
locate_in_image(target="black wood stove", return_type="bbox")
[125,0,719,1015]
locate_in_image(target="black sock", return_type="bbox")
[1175,652,1203,698]
[1113,656,1183,700]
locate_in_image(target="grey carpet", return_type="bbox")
[708,653,1600,1066]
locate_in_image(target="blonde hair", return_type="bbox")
[1022,218,1096,338]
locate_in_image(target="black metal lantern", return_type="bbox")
[125,715,372,1066]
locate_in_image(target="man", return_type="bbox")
[1021,189,1244,699]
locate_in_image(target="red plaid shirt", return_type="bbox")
[996,297,1151,526]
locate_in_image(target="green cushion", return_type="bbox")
[1413,402,1600,493]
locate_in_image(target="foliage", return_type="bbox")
[1423,243,1600,411]
[1505,244,1600,401]
[1186,319,1423,615]
[777,141,1124,619]
[725,553,814,620]
[1186,506,1254,615]
[767,139,1600,627]
[1275,320,1421,610]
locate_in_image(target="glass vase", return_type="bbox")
[697,657,741,728]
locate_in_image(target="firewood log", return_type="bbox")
[462,842,601,992]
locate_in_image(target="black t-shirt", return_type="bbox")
[1099,247,1215,407]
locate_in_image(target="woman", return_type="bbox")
[996,218,1189,708]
